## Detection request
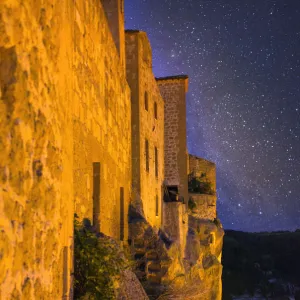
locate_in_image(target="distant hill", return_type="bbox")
[222,230,300,299]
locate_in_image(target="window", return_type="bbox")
[93,162,101,231]
[154,101,158,119]
[120,187,124,241]
[144,91,148,111]
[145,139,149,172]
[155,195,159,217]
[154,147,158,178]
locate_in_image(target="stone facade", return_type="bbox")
[189,194,217,220]
[0,0,131,298]
[125,31,164,229]
[72,0,131,241]
[188,155,217,220]
[156,76,189,205]
[0,0,223,299]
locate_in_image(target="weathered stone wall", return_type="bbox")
[157,77,189,205]
[162,202,188,257]
[73,0,131,241]
[189,194,217,220]
[102,0,126,74]
[0,0,131,298]
[126,31,164,229]
[188,154,216,192]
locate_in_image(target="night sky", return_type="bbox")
[125,1,300,232]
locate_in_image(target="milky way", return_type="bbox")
[125,0,300,232]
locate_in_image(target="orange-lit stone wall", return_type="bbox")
[73,0,131,241]
[0,0,131,298]
[125,31,164,228]
[188,155,217,220]
[188,194,217,220]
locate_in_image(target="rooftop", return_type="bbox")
[156,75,188,81]
[156,75,189,92]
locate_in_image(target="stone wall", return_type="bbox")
[126,31,164,229]
[188,154,216,192]
[162,202,188,257]
[0,0,131,298]
[73,0,131,241]
[189,194,217,220]
[157,77,189,205]
[102,0,126,74]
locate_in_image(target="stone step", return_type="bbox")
[133,239,145,248]
[134,247,146,254]
[146,251,159,261]
[147,274,162,284]
[147,262,161,273]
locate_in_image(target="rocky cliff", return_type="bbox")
[128,201,224,300]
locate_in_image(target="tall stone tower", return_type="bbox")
[156,76,189,205]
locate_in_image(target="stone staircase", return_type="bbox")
[130,228,172,289]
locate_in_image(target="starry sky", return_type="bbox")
[125,0,300,232]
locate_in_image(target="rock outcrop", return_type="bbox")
[129,203,224,299]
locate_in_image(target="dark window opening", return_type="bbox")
[120,187,125,241]
[144,91,148,111]
[163,185,179,202]
[155,147,158,178]
[154,101,158,119]
[145,139,149,172]
[93,162,101,231]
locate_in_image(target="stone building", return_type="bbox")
[125,30,165,229]
[0,0,131,298]
[0,0,223,299]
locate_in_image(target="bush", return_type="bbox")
[188,174,214,195]
[188,198,197,211]
[73,215,129,299]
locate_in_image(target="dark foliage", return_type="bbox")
[222,230,300,299]
[188,173,214,195]
[73,215,129,299]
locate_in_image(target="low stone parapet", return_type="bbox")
[188,193,217,220]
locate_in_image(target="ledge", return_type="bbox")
[156,75,189,92]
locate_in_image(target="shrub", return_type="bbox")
[188,174,214,195]
[73,215,129,299]
[188,197,197,211]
